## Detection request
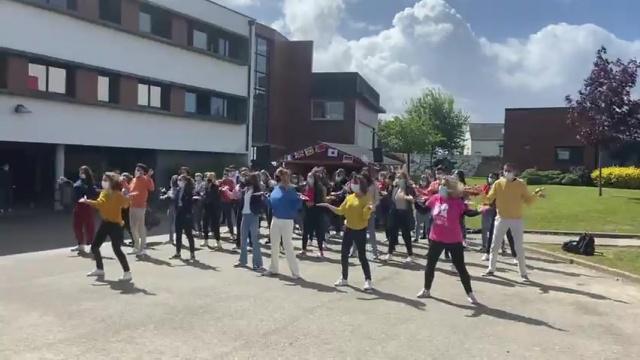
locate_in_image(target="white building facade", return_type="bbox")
[0,0,255,208]
[464,123,504,157]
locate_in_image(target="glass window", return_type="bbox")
[211,96,227,117]
[185,92,197,113]
[257,37,268,56]
[556,148,570,161]
[47,66,66,94]
[28,63,47,91]
[0,56,7,89]
[149,85,161,108]
[99,0,121,24]
[193,29,208,50]
[98,76,110,102]
[313,101,344,120]
[139,11,152,33]
[256,73,268,90]
[138,84,149,106]
[217,38,230,57]
[256,55,267,73]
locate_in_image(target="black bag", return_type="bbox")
[562,233,595,256]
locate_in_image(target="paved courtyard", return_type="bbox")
[1,229,639,359]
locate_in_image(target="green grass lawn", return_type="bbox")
[464,177,640,234]
[530,243,640,276]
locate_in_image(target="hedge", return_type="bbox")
[520,167,591,187]
[591,167,640,189]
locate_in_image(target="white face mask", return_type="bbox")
[178,180,186,188]
[307,177,314,186]
[135,170,143,177]
[504,172,515,181]
[101,180,110,190]
[79,174,86,180]
[350,183,361,194]
[438,186,448,198]
[195,177,202,182]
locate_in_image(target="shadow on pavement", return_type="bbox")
[430,296,566,332]
[179,258,219,272]
[135,254,173,267]
[524,280,629,304]
[279,274,347,294]
[92,278,157,296]
[355,286,426,311]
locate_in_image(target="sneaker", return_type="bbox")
[231,247,240,253]
[201,240,209,247]
[416,289,431,298]
[261,270,277,277]
[467,292,479,304]
[190,253,196,261]
[120,272,132,282]
[136,250,147,258]
[216,241,223,250]
[169,254,181,260]
[292,274,303,281]
[449,264,457,272]
[128,249,139,255]
[521,275,531,283]
[381,253,392,261]
[253,267,266,273]
[78,247,89,256]
[334,278,348,287]
[298,250,307,256]
[513,258,519,265]
[482,270,495,277]
[86,269,105,277]
[363,280,373,291]
[404,256,414,264]
[481,254,489,261]
[234,262,246,268]
[70,246,80,252]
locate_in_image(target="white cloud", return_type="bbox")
[275,0,640,122]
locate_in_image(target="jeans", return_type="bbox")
[414,211,430,241]
[175,208,195,256]
[239,213,262,268]
[129,207,147,251]
[488,217,527,276]
[73,203,95,246]
[424,241,472,294]
[268,218,300,276]
[91,221,130,272]
[193,199,204,235]
[387,209,413,256]
[167,207,176,242]
[481,207,496,250]
[341,228,371,281]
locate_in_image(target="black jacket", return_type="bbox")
[174,185,194,214]
[238,188,265,215]
[203,181,221,208]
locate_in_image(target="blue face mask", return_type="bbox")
[438,186,448,198]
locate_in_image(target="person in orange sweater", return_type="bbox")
[82,172,132,282]
[127,163,155,257]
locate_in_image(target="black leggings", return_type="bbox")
[387,209,413,256]
[175,209,195,255]
[302,207,325,251]
[424,241,472,294]
[91,221,130,272]
[202,205,220,241]
[341,228,371,281]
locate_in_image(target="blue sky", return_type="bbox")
[219,0,640,122]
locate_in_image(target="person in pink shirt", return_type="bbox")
[417,176,480,304]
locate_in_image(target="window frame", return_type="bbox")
[37,0,77,10]
[137,82,166,110]
[312,100,345,121]
[27,62,69,95]
[555,146,584,165]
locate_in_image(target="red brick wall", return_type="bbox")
[121,0,140,32]
[170,86,185,116]
[171,16,188,46]
[74,69,98,103]
[77,0,99,19]
[118,76,138,108]
[504,107,597,171]
[6,55,28,94]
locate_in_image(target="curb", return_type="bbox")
[525,244,640,283]
[524,230,640,240]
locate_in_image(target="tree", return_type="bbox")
[565,46,640,196]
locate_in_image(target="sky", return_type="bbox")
[215,0,640,123]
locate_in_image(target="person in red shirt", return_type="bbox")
[127,163,155,257]
[220,168,237,242]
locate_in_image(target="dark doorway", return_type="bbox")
[0,141,56,208]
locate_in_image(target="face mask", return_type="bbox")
[350,183,361,194]
[79,174,86,180]
[398,180,406,188]
[135,170,143,177]
[488,177,496,184]
[307,177,314,186]
[178,180,186,188]
[504,172,515,181]
[101,181,110,190]
[438,186,448,198]
[195,177,202,182]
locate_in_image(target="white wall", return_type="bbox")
[356,122,374,148]
[469,140,502,157]
[0,1,248,96]
[354,100,379,148]
[149,0,251,36]
[0,95,246,154]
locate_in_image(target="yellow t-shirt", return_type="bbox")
[485,178,536,219]
[86,190,130,225]
[334,193,373,230]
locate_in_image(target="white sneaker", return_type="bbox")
[120,272,132,282]
[513,258,519,265]
[381,253,392,261]
[417,289,430,298]
[404,256,414,264]
[481,254,489,261]
[137,249,147,257]
[201,240,209,247]
[261,270,277,277]
[521,275,531,283]
[363,280,373,291]
[70,246,80,252]
[128,249,138,255]
[482,270,495,277]
[467,292,479,304]
[334,278,348,287]
[216,241,223,250]
[231,247,240,253]
[450,263,457,271]
[86,269,105,277]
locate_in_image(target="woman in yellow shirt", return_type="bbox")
[81,172,132,282]
[318,174,374,291]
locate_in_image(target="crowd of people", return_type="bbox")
[65,161,545,304]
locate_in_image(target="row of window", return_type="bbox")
[252,37,270,143]
[23,60,243,121]
[29,0,247,62]
[312,100,345,121]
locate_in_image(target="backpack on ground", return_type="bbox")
[562,233,595,256]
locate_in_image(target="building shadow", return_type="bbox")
[355,286,426,311]
[430,296,566,332]
[92,278,156,296]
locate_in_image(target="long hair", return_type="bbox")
[178,174,194,194]
[79,165,95,185]
[103,172,122,192]
[247,172,262,192]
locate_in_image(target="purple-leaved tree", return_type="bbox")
[565,46,640,196]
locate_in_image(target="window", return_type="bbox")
[137,82,167,109]
[216,38,230,57]
[256,72,268,90]
[211,96,227,117]
[28,63,68,94]
[499,144,504,157]
[555,146,584,165]
[99,0,121,24]
[139,4,172,39]
[312,100,344,120]
[0,55,7,89]
[185,92,197,113]
[193,29,208,50]
[257,38,268,56]
[37,0,77,10]
[98,75,119,104]
[256,55,267,74]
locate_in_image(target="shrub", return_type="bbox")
[561,174,581,186]
[521,169,566,185]
[591,167,640,189]
[570,166,594,186]
[524,175,545,185]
